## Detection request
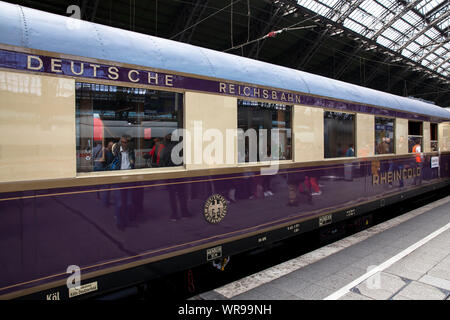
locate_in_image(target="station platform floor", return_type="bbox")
[195,195,450,300]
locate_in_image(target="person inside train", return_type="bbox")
[99,141,116,208]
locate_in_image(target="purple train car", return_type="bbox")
[0,2,449,299]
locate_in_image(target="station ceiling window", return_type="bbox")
[294,0,449,79]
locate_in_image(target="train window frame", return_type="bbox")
[408,120,423,153]
[237,98,293,165]
[75,80,187,176]
[323,109,356,159]
[374,116,396,155]
[430,123,438,152]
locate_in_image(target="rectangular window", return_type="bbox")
[76,83,183,172]
[324,111,355,158]
[375,117,395,154]
[237,100,292,163]
[408,121,423,153]
[430,123,438,151]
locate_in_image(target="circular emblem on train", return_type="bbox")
[203,194,228,224]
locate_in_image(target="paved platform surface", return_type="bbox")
[196,195,450,300]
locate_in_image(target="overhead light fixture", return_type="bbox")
[330,29,344,36]
[364,45,378,51]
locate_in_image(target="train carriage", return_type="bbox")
[0,2,449,299]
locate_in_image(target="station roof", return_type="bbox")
[2,0,449,116]
[294,0,449,79]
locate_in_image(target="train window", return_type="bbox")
[430,123,438,151]
[408,121,423,153]
[324,111,355,158]
[237,100,292,163]
[75,82,183,173]
[375,117,395,154]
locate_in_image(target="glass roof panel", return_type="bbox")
[418,0,441,13]
[320,0,338,6]
[392,19,414,34]
[439,19,449,30]
[376,35,394,48]
[343,18,365,34]
[435,47,446,56]
[295,0,449,79]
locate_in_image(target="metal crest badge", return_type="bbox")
[204,194,228,224]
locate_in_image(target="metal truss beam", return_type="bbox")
[397,10,450,52]
[171,0,209,43]
[81,0,100,22]
[424,49,448,70]
[371,0,422,41]
[434,57,449,72]
[246,3,288,59]
[414,32,447,62]
[334,0,365,24]
[295,0,363,70]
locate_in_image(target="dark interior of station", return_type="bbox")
[5,0,449,108]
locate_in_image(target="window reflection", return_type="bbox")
[237,100,292,163]
[324,111,355,158]
[76,82,183,172]
[430,123,438,152]
[375,117,395,154]
[408,121,423,153]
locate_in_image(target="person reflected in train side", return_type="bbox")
[288,171,312,207]
[298,175,313,199]
[413,138,423,185]
[344,144,355,181]
[160,134,191,221]
[261,145,274,198]
[305,172,322,196]
[394,157,404,188]
[240,145,257,200]
[262,175,274,198]
[99,141,116,208]
[227,182,238,203]
[112,135,137,230]
[385,138,396,188]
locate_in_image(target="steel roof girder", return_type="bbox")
[371,0,423,41]
[397,9,450,52]
[335,0,366,24]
